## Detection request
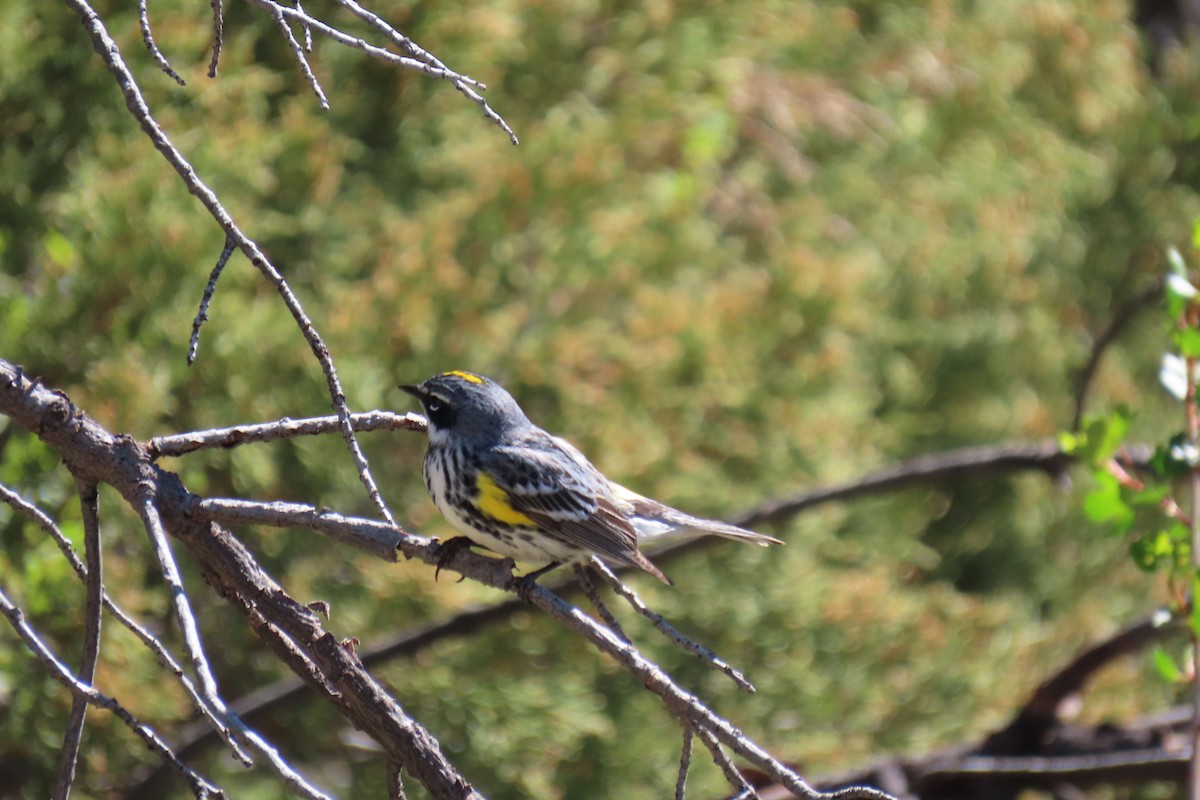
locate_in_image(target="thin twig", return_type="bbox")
[138,503,332,799]
[693,724,758,799]
[148,410,425,458]
[195,497,407,561]
[984,607,1180,754]
[0,584,224,799]
[329,0,518,144]
[512,580,892,800]
[266,1,329,109]
[138,501,332,796]
[588,559,755,692]
[677,725,694,800]
[137,497,222,700]
[208,0,224,77]
[295,0,313,51]
[388,760,408,800]
[189,236,235,365]
[0,481,253,764]
[66,0,397,526]
[573,563,630,643]
[737,440,1074,530]
[1071,278,1165,431]
[137,0,186,85]
[52,480,103,800]
[240,0,481,83]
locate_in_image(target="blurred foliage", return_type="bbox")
[3,0,1200,798]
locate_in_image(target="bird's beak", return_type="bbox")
[398,383,424,400]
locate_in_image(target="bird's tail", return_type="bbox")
[610,483,783,547]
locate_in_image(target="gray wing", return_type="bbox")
[481,435,644,568]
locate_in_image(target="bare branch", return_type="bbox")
[195,496,408,561]
[3,361,888,799]
[52,480,103,800]
[588,559,755,693]
[676,726,694,800]
[1071,278,1165,430]
[266,1,330,109]
[511,579,891,799]
[982,607,1182,756]
[162,435,1103,768]
[137,497,222,700]
[694,724,758,799]
[0,584,224,799]
[239,0,485,85]
[388,760,408,800]
[329,0,519,144]
[137,500,332,797]
[147,410,425,458]
[208,0,224,77]
[0,362,482,799]
[0,481,254,764]
[295,0,313,51]
[737,440,1074,530]
[64,0,397,525]
[189,236,235,365]
[137,0,186,85]
[573,563,630,643]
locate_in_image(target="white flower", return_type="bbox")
[1168,273,1198,299]
[1171,441,1200,466]
[1160,353,1190,401]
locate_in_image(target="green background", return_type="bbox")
[1,0,1198,797]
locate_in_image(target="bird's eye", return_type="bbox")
[426,399,442,413]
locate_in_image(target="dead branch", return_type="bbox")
[2,359,888,799]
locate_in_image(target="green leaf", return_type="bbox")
[1085,472,1135,533]
[1192,573,1200,637]
[1152,646,1183,682]
[1129,531,1174,572]
[1177,329,1200,359]
[1074,408,1133,464]
[1057,430,1081,455]
[1128,484,1170,507]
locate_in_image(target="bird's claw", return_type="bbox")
[434,536,475,582]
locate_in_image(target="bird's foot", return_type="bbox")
[434,536,476,582]
[512,561,561,598]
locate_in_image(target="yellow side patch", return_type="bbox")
[475,472,536,527]
[443,370,484,384]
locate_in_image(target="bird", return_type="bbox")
[400,370,782,585]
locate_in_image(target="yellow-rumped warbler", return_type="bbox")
[400,371,782,585]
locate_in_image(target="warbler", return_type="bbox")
[400,371,782,585]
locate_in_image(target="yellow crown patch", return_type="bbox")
[442,370,485,385]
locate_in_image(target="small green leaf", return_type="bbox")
[42,230,76,269]
[1129,484,1170,507]
[1192,574,1200,637]
[1085,472,1135,533]
[1152,646,1183,682]
[1076,408,1133,464]
[1168,521,1192,541]
[1178,329,1200,359]
[1130,531,1174,572]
